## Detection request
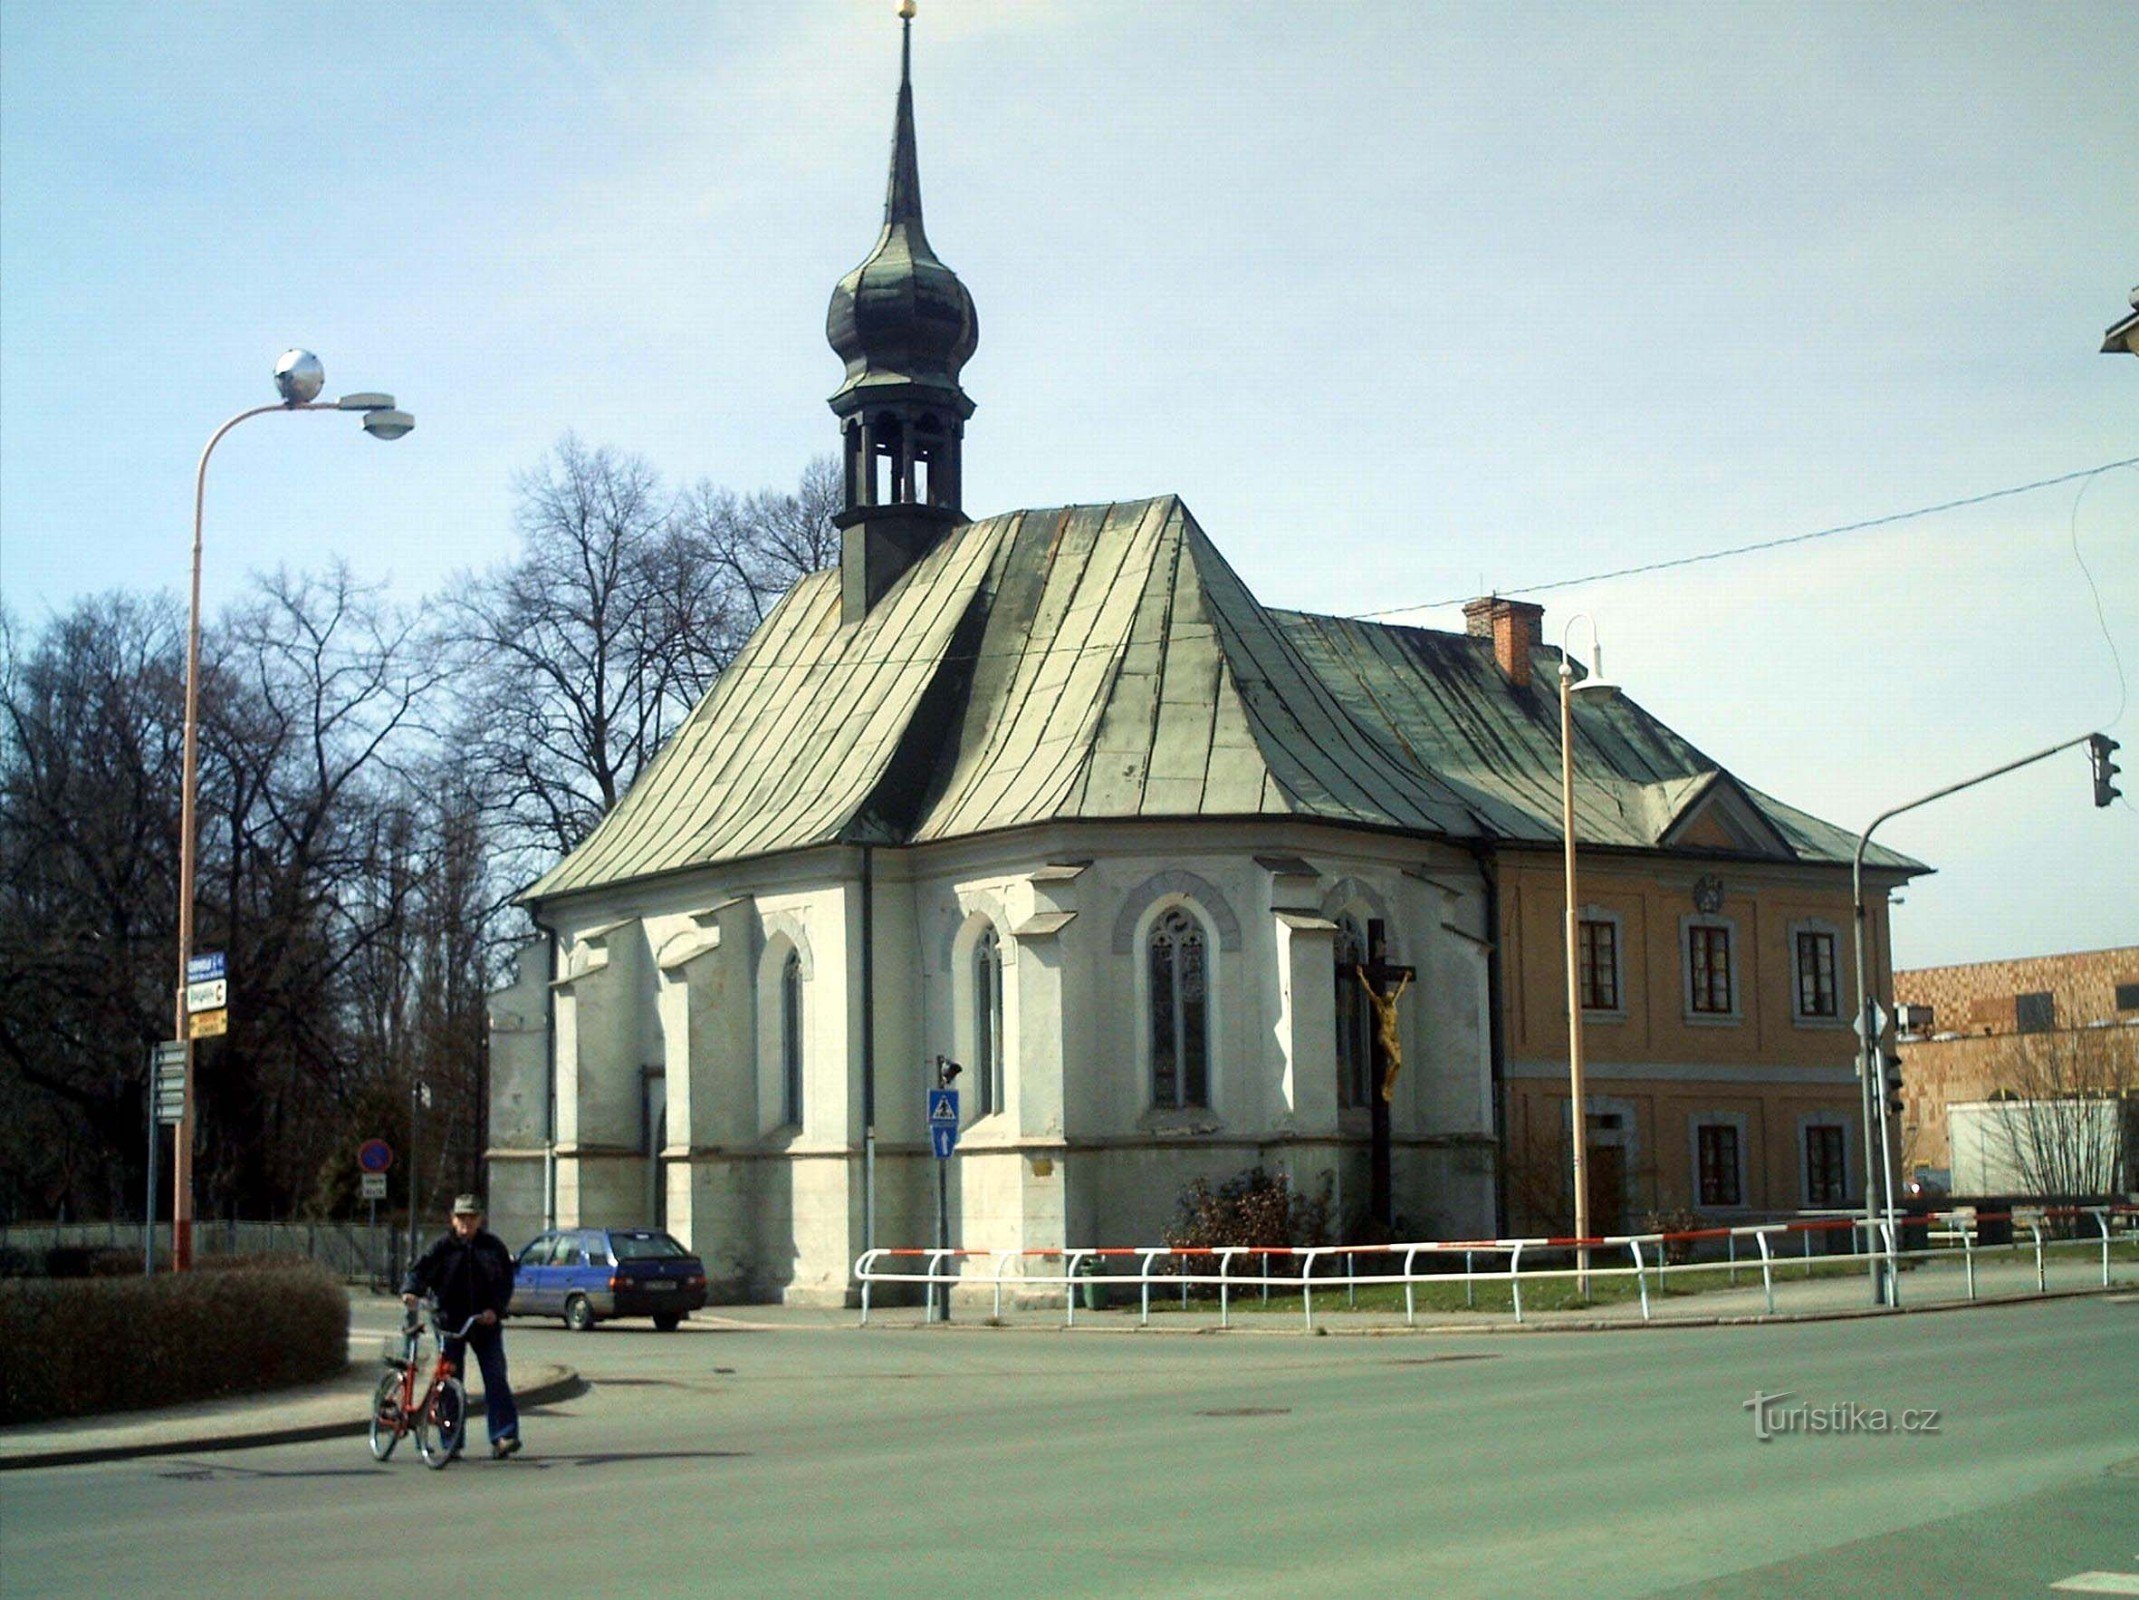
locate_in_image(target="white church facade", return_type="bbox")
[484,16,1917,1302]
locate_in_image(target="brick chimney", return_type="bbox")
[1463,596,1545,688]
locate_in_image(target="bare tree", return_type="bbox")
[0,595,185,1220]
[1975,1027,2136,1199]
[676,453,842,629]
[445,436,747,872]
[191,567,448,1214]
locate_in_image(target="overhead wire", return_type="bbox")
[687,455,2139,679]
[1349,455,2139,620]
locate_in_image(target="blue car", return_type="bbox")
[512,1227,708,1332]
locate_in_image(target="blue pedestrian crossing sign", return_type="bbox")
[927,1089,960,1125]
[930,1123,959,1160]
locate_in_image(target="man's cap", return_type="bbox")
[451,1193,484,1215]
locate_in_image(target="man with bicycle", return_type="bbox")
[402,1194,522,1459]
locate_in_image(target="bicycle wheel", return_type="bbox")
[369,1371,405,1461]
[417,1377,467,1469]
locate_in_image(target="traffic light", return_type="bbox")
[1881,1051,1905,1121]
[2089,733,2121,808]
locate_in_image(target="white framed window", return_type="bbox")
[1799,1116,1851,1207]
[780,951,804,1128]
[1690,1113,1750,1209]
[972,925,1004,1118]
[1576,905,1626,1018]
[1789,920,1844,1025]
[1147,903,1212,1111]
[756,926,812,1138]
[1680,914,1741,1024]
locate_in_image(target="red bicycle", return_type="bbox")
[369,1301,479,1469]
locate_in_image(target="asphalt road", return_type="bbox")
[4,1296,2134,1598]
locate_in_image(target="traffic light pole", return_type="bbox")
[1851,730,2104,1306]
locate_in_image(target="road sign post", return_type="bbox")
[928,1074,961,1322]
[172,951,224,1271]
[357,1141,394,1278]
[145,1040,188,1275]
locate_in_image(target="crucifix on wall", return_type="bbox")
[1352,918,1415,1236]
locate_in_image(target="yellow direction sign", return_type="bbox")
[187,1008,228,1040]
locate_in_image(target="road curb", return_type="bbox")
[0,1363,584,1473]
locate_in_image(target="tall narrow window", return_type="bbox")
[973,927,1003,1117]
[780,951,804,1127]
[1579,918,1620,1012]
[1794,930,1838,1019]
[1696,1123,1742,1207]
[1688,925,1734,1015]
[1149,908,1209,1110]
[1335,917,1372,1109]
[1804,1124,1847,1206]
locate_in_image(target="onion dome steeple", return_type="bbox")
[827,2,979,622]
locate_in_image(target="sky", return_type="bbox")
[2,0,2133,972]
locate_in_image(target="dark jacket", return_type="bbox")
[402,1228,516,1324]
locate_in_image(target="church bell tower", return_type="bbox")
[825,1,979,624]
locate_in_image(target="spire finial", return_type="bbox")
[885,1,922,227]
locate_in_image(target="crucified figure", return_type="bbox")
[1355,967,1413,1102]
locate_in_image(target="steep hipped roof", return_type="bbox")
[525,497,1920,901]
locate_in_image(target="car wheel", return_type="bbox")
[652,1313,682,1332]
[564,1294,595,1333]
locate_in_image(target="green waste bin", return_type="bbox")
[1077,1254,1109,1311]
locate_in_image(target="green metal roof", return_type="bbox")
[524,496,1921,902]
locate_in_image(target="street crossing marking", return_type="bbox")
[2051,1574,2139,1595]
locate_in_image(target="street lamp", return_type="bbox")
[2102,286,2139,357]
[1558,614,1618,1297]
[171,350,412,1270]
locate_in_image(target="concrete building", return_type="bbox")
[1894,944,2139,1194]
[484,16,1921,1300]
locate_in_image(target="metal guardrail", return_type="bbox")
[0,1219,399,1282]
[853,1205,2139,1331]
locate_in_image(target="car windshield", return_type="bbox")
[610,1232,690,1260]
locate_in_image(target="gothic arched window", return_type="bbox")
[780,950,805,1128]
[1335,916,1373,1109]
[1149,907,1210,1110]
[973,927,1003,1117]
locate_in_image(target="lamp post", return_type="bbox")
[2102,286,2139,356]
[172,350,412,1270]
[1558,614,1617,1298]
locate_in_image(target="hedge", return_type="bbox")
[1,1259,348,1424]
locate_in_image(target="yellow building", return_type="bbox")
[1499,849,1900,1233]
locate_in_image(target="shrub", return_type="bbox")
[1165,1166,1332,1282]
[1640,1209,1704,1266]
[0,1262,347,1424]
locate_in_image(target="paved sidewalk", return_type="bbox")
[0,1328,582,1472]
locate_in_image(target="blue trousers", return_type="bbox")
[442,1321,520,1444]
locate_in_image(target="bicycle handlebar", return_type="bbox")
[404,1299,486,1342]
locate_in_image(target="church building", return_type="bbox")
[484,14,1924,1302]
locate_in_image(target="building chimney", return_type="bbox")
[1462,597,1545,688]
